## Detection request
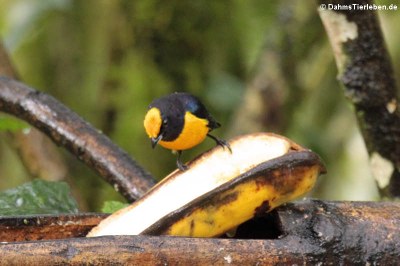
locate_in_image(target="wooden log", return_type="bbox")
[0,213,107,242]
[0,200,398,265]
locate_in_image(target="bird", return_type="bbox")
[144,92,231,171]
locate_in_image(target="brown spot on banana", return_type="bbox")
[254,200,271,217]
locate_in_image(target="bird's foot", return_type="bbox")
[177,160,189,171]
[176,150,189,171]
[207,134,232,153]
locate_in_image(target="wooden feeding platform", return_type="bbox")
[0,200,399,265]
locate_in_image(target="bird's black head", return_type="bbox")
[144,93,186,147]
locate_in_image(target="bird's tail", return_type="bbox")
[207,116,221,130]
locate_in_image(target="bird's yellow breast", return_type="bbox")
[159,112,209,151]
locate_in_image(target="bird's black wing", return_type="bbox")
[176,93,221,130]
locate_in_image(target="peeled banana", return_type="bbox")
[87,133,325,238]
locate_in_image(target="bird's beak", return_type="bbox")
[151,134,163,149]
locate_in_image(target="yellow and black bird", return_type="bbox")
[144,92,231,171]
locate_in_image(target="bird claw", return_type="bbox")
[177,161,189,171]
[176,151,189,171]
[207,134,232,153]
[218,139,232,153]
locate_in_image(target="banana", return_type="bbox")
[143,151,323,237]
[87,133,325,237]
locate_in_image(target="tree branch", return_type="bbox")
[0,200,398,264]
[0,77,156,201]
[318,0,400,197]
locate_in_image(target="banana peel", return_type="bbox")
[87,133,325,238]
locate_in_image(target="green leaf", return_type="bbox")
[0,179,79,216]
[0,116,30,132]
[101,200,129,213]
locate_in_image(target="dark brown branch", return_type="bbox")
[0,76,156,201]
[318,0,400,198]
[0,200,399,264]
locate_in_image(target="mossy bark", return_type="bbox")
[318,0,400,198]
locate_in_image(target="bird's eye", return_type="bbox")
[163,119,168,125]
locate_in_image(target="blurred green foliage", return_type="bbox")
[0,115,29,132]
[0,179,78,215]
[101,200,129,214]
[0,0,398,212]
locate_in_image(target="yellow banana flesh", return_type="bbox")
[87,133,325,238]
